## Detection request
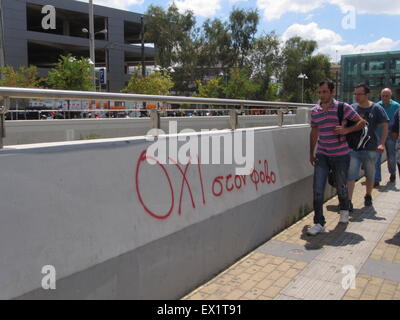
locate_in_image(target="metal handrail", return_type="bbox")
[5,108,297,121]
[0,87,313,148]
[0,87,314,108]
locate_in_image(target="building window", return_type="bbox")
[369,61,385,71]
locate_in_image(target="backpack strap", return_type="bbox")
[337,102,345,125]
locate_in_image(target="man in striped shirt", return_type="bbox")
[308,80,366,236]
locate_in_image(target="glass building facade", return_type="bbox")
[340,51,400,103]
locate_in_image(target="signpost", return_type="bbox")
[95,67,106,92]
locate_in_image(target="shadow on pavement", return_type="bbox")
[349,206,387,223]
[300,223,365,251]
[385,232,400,246]
[377,181,400,193]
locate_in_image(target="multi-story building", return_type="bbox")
[0,0,156,92]
[340,51,400,103]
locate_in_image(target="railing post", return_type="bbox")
[277,109,284,126]
[0,108,4,149]
[150,109,160,131]
[0,97,10,149]
[295,107,311,124]
[229,109,238,130]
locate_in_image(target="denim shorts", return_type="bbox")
[348,150,377,181]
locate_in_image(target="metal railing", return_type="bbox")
[0,86,313,148]
[4,107,298,120]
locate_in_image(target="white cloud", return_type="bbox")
[173,0,222,17]
[75,0,144,10]
[282,22,342,47]
[257,0,324,21]
[282,22,400,61]
[256,0,400,21]
[330,0,400,15]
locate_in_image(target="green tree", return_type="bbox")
[195,78,225,98]
[229,8,259,67]
[122,70,174,95]
[199,18,234,69]
[0,65,43,88]
[46,54,94,90]
[264,83,280,101]
[246,31,282,100]
[171,26,203,94]
[145,4,196,69]
[224,68,260,100]
[280,37,331,103]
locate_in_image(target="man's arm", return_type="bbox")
[377,122,389,153]
[334,114,366,135]
[390,110,399,140]
[310,127,319,166]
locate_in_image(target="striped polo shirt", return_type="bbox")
[311,100,359,157]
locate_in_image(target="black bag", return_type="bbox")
[338,102,371,150]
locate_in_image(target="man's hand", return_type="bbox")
[334,126,348,135]
[376,144,385,153]
[310,154,317,167]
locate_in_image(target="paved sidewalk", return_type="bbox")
[182,166,400,300]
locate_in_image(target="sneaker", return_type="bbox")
[364,194,373,207]
[307,224,325,236]
[349,201,354,213]
[339,210,349,223]
[390,174,396,183]
[373,181,380,188]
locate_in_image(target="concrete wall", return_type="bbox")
[3,114,302,146]
[0,124,333,300]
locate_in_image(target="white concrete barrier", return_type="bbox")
[3,114,300,146]
[0,124,330,300]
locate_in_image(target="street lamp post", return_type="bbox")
[298,73,308,103]
[89,0,95,91]
[141,16,146,77]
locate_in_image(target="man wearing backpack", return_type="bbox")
[348,84,389,210]
[308,80,366,236]
[374,88,400,187]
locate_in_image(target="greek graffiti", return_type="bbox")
[135,150,277,220]
[211,160,276,197]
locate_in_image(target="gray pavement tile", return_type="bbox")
[256,240,322,262]
[360,259,400,283]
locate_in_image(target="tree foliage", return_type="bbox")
[145,4,196,69]
[122,70,174,95]
[142,4,331,102]
[229,8,259,67]
[195,78,225,98]
[224,68,260,100]
[0,65,43,88]
[46,54,94,91]
[280,37,331,103]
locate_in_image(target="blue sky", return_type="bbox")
[80,0,400,62]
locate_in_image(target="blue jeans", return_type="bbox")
[349,150,377,181]
[375,137,397,181]
[313,153,350,227]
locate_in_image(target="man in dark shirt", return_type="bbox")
[348,84,389,209]
[390,109,400,176]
